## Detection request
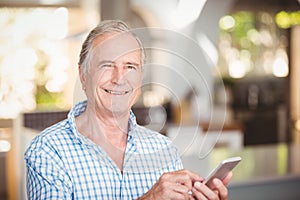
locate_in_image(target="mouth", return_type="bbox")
[103,89,130,95]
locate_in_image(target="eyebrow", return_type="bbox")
[97,60,113,65]
[125,62,140,67]
[97,60,141,66]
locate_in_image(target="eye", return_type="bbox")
[126,64,137,70]
[125,62,140,71]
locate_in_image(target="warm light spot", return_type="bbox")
[229,60,246,78]
[46,7,69,39]
[46,72,68,93]
[219,15,235,30]
[260,30,273,47]
[295,119,300,131]
[247,29,261,45]
[143,91,165,107]
[0,140,11,152]
[15,48,38,69]
[276,11,290,29]
[272,57,288,77]
[276,11,300,29]
[272,49,289,77]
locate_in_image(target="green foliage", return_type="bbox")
[35,86,63,110]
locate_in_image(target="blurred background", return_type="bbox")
[0,0,300,199]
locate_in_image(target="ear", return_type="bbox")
[78,65,86,92]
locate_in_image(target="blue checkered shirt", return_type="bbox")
[25,101,183,199]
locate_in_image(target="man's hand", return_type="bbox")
[139,170,232,200]
[190,171,233,200]
[139,169,203,200]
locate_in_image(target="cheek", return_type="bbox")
[84,72,107,98]
[127,72,142,88]
[91,70,111,86]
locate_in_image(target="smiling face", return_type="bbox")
[80,32,142,116]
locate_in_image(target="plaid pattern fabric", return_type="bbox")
[25,101,183,199]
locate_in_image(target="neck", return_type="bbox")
[75,102,132,171]
[76,104,130,148]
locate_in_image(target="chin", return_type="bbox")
[108,106,130,117]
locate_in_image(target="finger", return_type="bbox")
[174,169,204,183]
[160,171,191,190]
[193,181,219,200]
[151,180,189,200]
[212,179,228,200]
[164,191,187,200]
[165,170,203,190]
[171,182,190,194]
[189,195,196,200]
[222,171,233,186]
[182,169,204,182]
[167,183,191,199]
[168,191,189,200]
[191,187,207,200]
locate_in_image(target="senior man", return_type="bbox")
[25,20,232,200]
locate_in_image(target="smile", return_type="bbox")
[104,89,130,95]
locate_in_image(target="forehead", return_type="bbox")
[91,32,141,61]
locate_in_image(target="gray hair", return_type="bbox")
[78,20,145,75]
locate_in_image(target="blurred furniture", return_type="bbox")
[23,111,69,131]
[230,77,291,145]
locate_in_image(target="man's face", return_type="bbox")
[83,32,142,116]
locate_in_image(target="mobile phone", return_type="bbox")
[203,156,241,186]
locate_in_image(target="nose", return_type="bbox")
[111,65,126,85]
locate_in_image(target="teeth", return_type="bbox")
[105,89,128,95]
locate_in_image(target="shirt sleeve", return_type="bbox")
[25,142,73,200]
